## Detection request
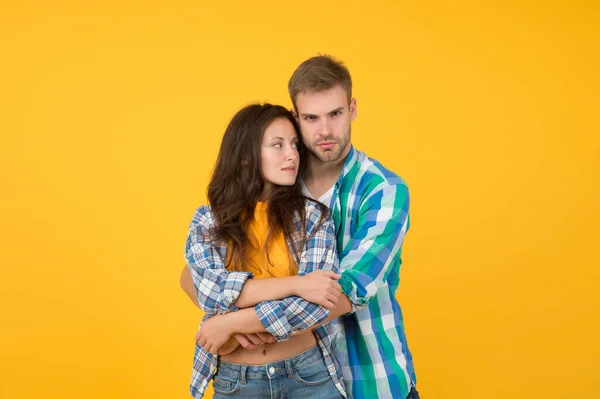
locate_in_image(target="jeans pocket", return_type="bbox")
[212,375,240,395]
[293,358,331,386]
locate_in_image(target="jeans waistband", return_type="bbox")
[216,345,323,382]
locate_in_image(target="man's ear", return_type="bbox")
[290,108,299,120]
[349,98,357,122]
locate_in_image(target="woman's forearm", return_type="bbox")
[225,308,267,334]
[233,276,299,308]
[180,266,300,310]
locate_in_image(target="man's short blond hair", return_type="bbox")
[288,55,352,110]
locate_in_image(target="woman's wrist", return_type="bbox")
[289,275,303,297]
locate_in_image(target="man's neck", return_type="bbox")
[304,150,348,199]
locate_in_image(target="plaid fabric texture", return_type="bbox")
[305,146,417,399]
[184,200,347,398]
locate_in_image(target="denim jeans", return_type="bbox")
[212,345,343,399]
[407,387,421,399]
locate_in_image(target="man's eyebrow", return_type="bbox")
[300,107,344,117]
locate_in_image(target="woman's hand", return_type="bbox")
[217,335,241,355]
[195,314,235,355]
[196,314,278,355]
[295,270,342,309]
[233,332,276,349]
[217,332,276,355]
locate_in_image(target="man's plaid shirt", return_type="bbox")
[302,146,417,399]
[184,199,347,398]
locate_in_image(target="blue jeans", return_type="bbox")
[212,345,343,399]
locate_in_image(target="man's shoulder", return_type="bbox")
[345,148,408,192]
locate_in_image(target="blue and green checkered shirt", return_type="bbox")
[303,146,417,399]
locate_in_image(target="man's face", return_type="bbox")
[294,85,356,163]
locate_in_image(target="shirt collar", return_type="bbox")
[335,145,357,188]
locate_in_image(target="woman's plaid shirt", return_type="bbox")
[184,200,347,398]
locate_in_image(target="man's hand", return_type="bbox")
[195,314,235,355]
[295,270,342,309]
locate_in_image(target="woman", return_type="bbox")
[181,104,348,398]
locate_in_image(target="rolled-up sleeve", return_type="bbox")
[185,206,253,315]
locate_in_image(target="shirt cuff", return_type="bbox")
[220,272,253,312]
[254,301,291,342]
[339,274,368,315]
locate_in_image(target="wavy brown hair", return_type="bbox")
[207,103,327,272]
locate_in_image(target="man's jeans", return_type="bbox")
[407,386,421,399]
[212,345,342,398]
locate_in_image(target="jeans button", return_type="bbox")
[268,366,275,375]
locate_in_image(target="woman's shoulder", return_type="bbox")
[188,204,216,229]
[302,197,327,216]
[301,197,333,230]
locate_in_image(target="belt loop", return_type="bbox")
[285,358,294,378]
[212,357,220,379]
[240,365,247,384]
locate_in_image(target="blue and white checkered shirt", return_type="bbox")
[184,199,347,398]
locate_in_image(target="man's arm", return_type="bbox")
[337,182,410,312]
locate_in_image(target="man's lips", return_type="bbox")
[317,141,336,149]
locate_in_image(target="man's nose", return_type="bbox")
[319,119,332,136]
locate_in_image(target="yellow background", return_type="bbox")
[1,1,599,398]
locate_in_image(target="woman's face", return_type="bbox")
[260,117,300,199]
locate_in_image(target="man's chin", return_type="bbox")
[317,150,342,162]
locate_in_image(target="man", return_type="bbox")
[287,55,418,399]
[181,55,418,399]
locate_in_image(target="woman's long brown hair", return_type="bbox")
[207,103,328,272]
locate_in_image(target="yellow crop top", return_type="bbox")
[233,201,298,279]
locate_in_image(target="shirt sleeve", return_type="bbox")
[184,206,253,315]
[337,183,410,313]
[254,204,339,342]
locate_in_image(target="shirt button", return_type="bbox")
[268,367,275,375]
